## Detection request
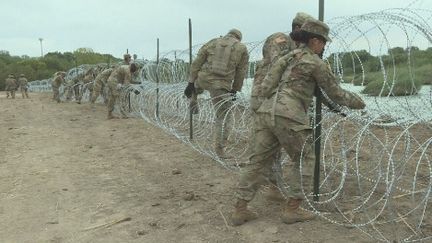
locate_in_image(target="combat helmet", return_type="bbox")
[227,28,242,41]
[292,12,315,27]
[301,19,332,42]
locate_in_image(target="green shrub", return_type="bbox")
[351,72,381,86]
[361,78,423,96]
[411,64,432,85]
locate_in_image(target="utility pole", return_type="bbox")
[38,38,44,57]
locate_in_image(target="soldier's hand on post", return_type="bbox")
[184,82,195,98]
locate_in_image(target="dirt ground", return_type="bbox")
[0,92,373,243]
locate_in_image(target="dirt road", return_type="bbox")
[0,93,371,243]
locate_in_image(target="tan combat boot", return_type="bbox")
[231,199,258,226]
[265,185,285,202]
[281,198,315,224]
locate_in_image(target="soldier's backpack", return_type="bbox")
[209,37,238,76]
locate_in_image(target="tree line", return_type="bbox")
[0,48,120,90]
[327,47,432,96]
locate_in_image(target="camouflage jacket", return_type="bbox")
[95,68,113,85]
[257,46,365,126]
[18,77,28,87]
[191,33,249,92]
[5,78,18,90]
[107,65,132,85]
[251,32,296,97]
[83,69,96,84]
[52,75,64,88]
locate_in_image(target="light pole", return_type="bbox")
[38,38,43,57]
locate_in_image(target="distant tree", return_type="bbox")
[75,47,94,53]
[388,47,405,55]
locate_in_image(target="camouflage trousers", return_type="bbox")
[208,88,233,150]
[6,90,16,99]
[107,82,127,117]
[107,82,119,114]
[77,83,93,103]
[247,109,281,186]
[236,113,313,201]
[65,84,80,101]
[52,86,60,102]
[91,79,106,104]
[20,87,29,98]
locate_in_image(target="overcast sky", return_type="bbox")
[0,0,428,59]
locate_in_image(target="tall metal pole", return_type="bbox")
[313,0,325,202]
[188,18,194,140]
[156,38,160,119]
[38,38,43,58]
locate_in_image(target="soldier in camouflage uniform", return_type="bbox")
[18,74,29,98]
[52,72,66,103]
[184,29,250,158]
[5,74,18,99]
[123,54,131,65]
[250,12,315,201]
[106,63,138,119]
[65,74,83,101]
[91,67,113,104]
[76,67,97,104]
[232,20,366,226]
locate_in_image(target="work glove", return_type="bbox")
[349,93,366,109]
[229,89,237,101]
[325,101,347,117]
[184,82,195,98]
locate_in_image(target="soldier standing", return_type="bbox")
[232,20,366,226]
[76,68,97,104]
[106,63,138,119]
[18,74,29,98]
[52,71,66,103]
[5,74,18,99]
[184,29,250,158]
[123,54,132,65]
